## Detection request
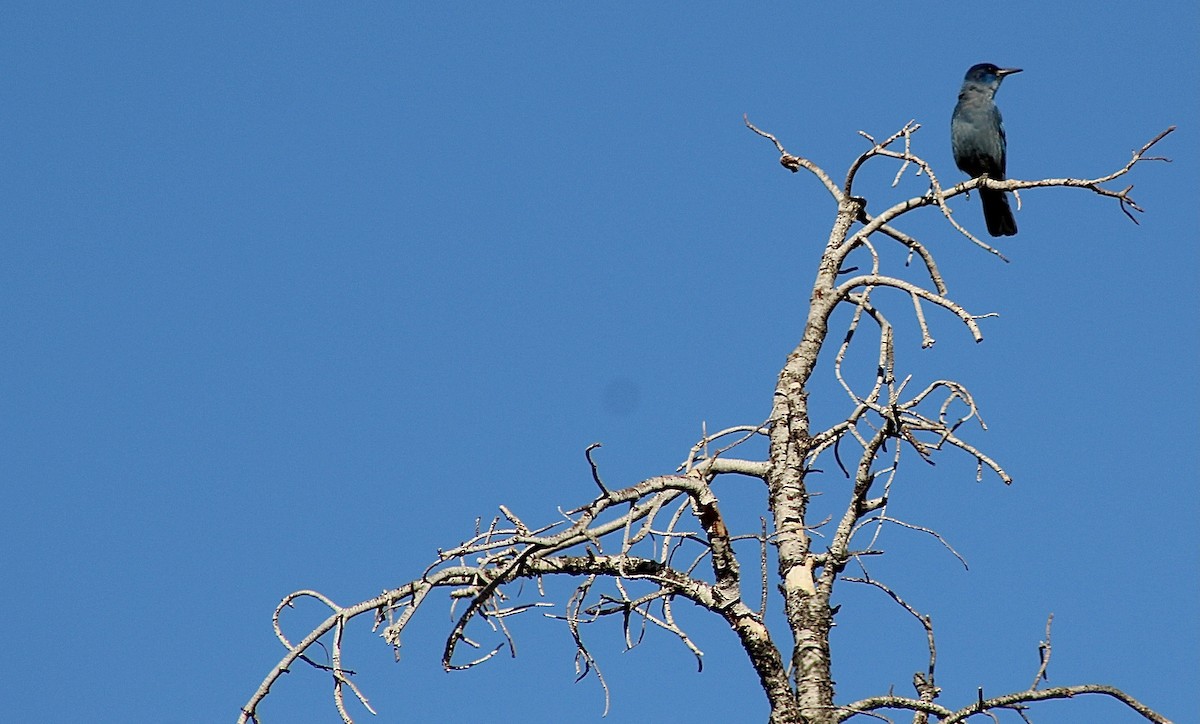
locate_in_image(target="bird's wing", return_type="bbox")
[996,111,1008,177]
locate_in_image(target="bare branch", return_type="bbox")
[839,685,1172,724]
[1031,613,1053,690]
[585,442,609,495]
[843,574,938,686]
[745,113,843,201]
[835,274,987,342]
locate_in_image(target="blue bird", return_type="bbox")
[951,63,1022,236]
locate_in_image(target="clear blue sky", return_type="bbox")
[2,4,1196,723]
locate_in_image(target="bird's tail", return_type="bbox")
[980,188,1017,237]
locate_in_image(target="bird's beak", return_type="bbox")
[997,67,1023,77]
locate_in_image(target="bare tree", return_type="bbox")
[240,120,1175,724]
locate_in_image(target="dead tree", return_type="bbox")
[240,120,1175,724]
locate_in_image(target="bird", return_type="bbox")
[951,63,1022,237]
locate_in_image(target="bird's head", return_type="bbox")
[964,63,1022,88]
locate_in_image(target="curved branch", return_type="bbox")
[839,684,1171,723]
[744,114,843,202]
[240,566,483,724]
[946,684,1173,723]
[835,274,986,342]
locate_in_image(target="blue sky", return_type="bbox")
[2,4,1196,723]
